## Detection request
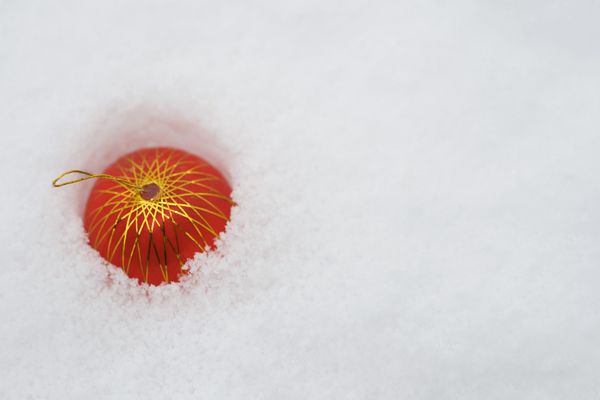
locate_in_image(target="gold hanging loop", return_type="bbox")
[52,170,141,190]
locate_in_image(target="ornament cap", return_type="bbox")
[140,182,161,201]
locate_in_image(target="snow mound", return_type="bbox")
[1,1,599,399]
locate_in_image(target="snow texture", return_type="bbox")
[1,1,600,399]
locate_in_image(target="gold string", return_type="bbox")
[52,170,142,190]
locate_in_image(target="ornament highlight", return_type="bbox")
[53,147,234,285]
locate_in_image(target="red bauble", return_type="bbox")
[83,147,233,285]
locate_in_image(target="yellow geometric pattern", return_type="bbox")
[53,148,233,284]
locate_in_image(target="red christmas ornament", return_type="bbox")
[53,147,234,285]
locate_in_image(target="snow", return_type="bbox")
[1,0,600,398]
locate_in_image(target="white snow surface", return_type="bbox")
[1,1,600,399]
